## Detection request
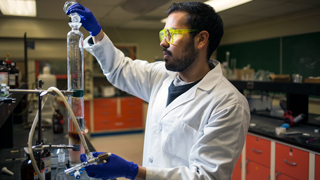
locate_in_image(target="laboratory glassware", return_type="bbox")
[64,0,85,166]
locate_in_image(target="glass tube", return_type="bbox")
[65,0,85,166]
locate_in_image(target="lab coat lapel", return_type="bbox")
[160,79,197,120]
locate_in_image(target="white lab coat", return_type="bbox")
[84,34,250,180]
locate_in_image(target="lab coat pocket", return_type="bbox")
[163,119,203,160]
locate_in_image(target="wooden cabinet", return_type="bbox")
[275,143,309,180]
[232,155,242,180]
[315,154,320,180]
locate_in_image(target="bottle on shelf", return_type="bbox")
[52,107,64,134]
[20,150,45,180]
[0,60,8,86]
[6,60,15,89]
[11,61,19,88]
[41,149,51,180]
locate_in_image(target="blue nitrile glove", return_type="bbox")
[80,152,139,180]
[66,3,101,36]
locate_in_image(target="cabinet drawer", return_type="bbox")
[121,97,142,107]
[93,98,117,110]
[274,171,296,180]
[122,109,142,118]
[246,134,271,167]
[275,143,309,180]
[94,119,114,131]
[315,154,320,180]
[246,159,270,180]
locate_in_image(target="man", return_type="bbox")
[67,1,250,180]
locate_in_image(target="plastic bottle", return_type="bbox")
[41,149,51,180]
[11,62,19,88]
[20,152,45,180]
[38,65,57,119]
[6,60,15,89]
[38,66,57,90]
[52,108,64,134]
[0,60,8,86]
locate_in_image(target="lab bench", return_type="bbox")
[229,80,320,180]
[232,114,320,180]
[0,119,96,180]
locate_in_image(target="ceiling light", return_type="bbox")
[160,0,252,23]
[0,0,36,17]
[160,18,167,23]
[205,0,252,12]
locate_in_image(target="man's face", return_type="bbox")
[160,12,199,72]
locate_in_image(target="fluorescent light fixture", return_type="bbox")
[160,18,167,23]
[160,0,252,23]
[205,0,252,12]
[0,0,36,17]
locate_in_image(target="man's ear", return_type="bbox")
[196,31,209,50]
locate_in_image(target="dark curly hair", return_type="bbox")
[166,1,224,59]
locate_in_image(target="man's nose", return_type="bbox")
[160,38,169,48]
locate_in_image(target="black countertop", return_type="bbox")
[249,114,320,153]
[0,122,95,180]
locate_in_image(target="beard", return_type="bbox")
[164,39,199,72]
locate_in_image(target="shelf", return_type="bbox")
[230,80,320,124]
[0,84,28,128]
[230,80,320,96]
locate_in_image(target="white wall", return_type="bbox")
[0,17,163,62]
[220,8,320,45]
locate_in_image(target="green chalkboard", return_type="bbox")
[282,32,320,78]
[217,38,280,74]
[217,31,320,79]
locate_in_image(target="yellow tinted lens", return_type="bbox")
[159,29,165,42]
[165,29,173,44]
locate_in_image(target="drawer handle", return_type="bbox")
[246,159,250,174]
[275,172,281,179]
[284,159,297,166]
[252,148,262,154]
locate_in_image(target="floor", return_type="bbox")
[89,132,145,180]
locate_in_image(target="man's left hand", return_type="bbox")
[80,152,139,180]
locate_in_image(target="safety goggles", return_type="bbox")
[159,28,199,44]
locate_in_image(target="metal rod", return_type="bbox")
[9,89,74,96]
[37,93,42,171]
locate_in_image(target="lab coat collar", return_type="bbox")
[160,60,222,119]
[197,59,222,92]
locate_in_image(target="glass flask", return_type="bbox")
[54,151,70,180]
[65,0,85,166]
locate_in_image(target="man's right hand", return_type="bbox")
[66,3,101,36]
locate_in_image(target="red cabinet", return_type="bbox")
[315,154,320,180]
[92,97,143,132]
[232,155,241,180]
[84,100,91,131]
[275,143,309,180]
[246,160,270,180]
[246,134,271,167]
[246,134,271,180]
[274,171,296,180]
